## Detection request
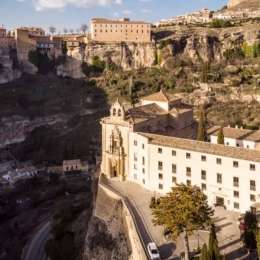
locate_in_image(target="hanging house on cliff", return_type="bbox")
[101,90,260,213]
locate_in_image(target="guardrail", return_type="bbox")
[99,176,150,259]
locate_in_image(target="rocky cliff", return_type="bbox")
[0,56,22,84]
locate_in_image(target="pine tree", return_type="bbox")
[217,125,225,145]
[151,184,214,260]
[200,244,209,260]
[197,107,207,142]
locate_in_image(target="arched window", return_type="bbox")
[113,108,116,116]
[118,109,121,117]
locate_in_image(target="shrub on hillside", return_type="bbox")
[209,19,232,28]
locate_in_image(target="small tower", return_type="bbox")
[110,98,125,121]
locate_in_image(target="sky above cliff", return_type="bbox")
[1,0,227,33]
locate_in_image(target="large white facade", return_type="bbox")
[101,91,260,213]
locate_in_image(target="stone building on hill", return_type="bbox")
[91,18,151,42]
[101,91,260,213]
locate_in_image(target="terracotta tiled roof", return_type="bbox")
[154,124,197,139]
[20,166,36,174]
[127,103,167,124]
[207,126,260,142]
[169,105,192,115]
[141,91,182,102]
[139,133,260,163]
[63,159,81,165]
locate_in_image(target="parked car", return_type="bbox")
[147,242,160,260]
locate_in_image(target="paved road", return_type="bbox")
[101,176,249,260]
[23,221,52,260]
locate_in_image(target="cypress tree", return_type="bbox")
[200,244,209,260]
[197,107,207,142]
[217,125,225,145]
[212,239,221,260]
[208,224,217,259]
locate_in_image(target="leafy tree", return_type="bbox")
[212,240,221,260]
[197,107,207,142]
[49,26,56,35]
[69,29,74,34]
[217,125,224,144]
[151,183,214,260]
[200,244,209,260]
[80,23,88,33]
[76,28,80,34]
[63,28,68,35]
[208,224,217,259]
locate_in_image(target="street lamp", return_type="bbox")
[197,234,200,250]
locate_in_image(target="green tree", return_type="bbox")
[244,211,257,249]
[217,125,225,144]
[197,107,207,142]
[200,244,209,260]
[256,230,260,257]
[208,224,217,259]
[151,183,214,260]
[212,240,221,260]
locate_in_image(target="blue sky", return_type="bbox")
[1,0,227,33]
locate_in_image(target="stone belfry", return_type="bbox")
[228,0,246,8]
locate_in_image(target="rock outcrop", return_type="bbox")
[0,56,22,84]
[0,113,72,148]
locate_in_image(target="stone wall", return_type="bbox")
[84,182,146,260]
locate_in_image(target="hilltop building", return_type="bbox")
[0,26,15,55]
[90,18,151,42]
[101,91,260,213]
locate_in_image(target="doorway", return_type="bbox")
[216,196,224,206]
[113,166,117,177]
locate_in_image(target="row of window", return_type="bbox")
[95,29,149,33]
[157,170,256,190]
[94,24,150,28]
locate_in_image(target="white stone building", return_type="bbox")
[101,91,260,213]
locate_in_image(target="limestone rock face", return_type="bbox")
[0,114,72,148]
[0,57,22,84]
[228,0,245,7]
[85,42,156,70]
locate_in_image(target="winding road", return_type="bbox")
[23,221,52,260]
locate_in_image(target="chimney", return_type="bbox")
[235,125,238,129]
[228,125,230,128]
[241,126,243,129]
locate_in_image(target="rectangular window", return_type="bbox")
[233,161,239,168]
[134,164,137,170]
[186,167,191,177]
[159,183,163,189]
[202,183,207,190]
[234,202,239,209]
[250,194,256,202]
[172,176,177,183]
[134,174,137,180]
[233,177,239,187]
[234,191,239,198]
[217,173,222,184]
[250,180,256,191]
[236,143,239,147]
[172,150,176,156]
[142,157,145,165]
[158,173,163,180]
[158,161,163,171]
[134,153,137,162]
[201,155,206,162]
[186,153,191,159]
[250,164,255,171]
[143,179,145,184]
[201,170,206,180]
[142,144,145,149]
[172,164,177,174]
[187,180,191,185]
[134,140,137,146]
[158,148,162,154]
[142,168,145,174]
[216,158,222,164]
